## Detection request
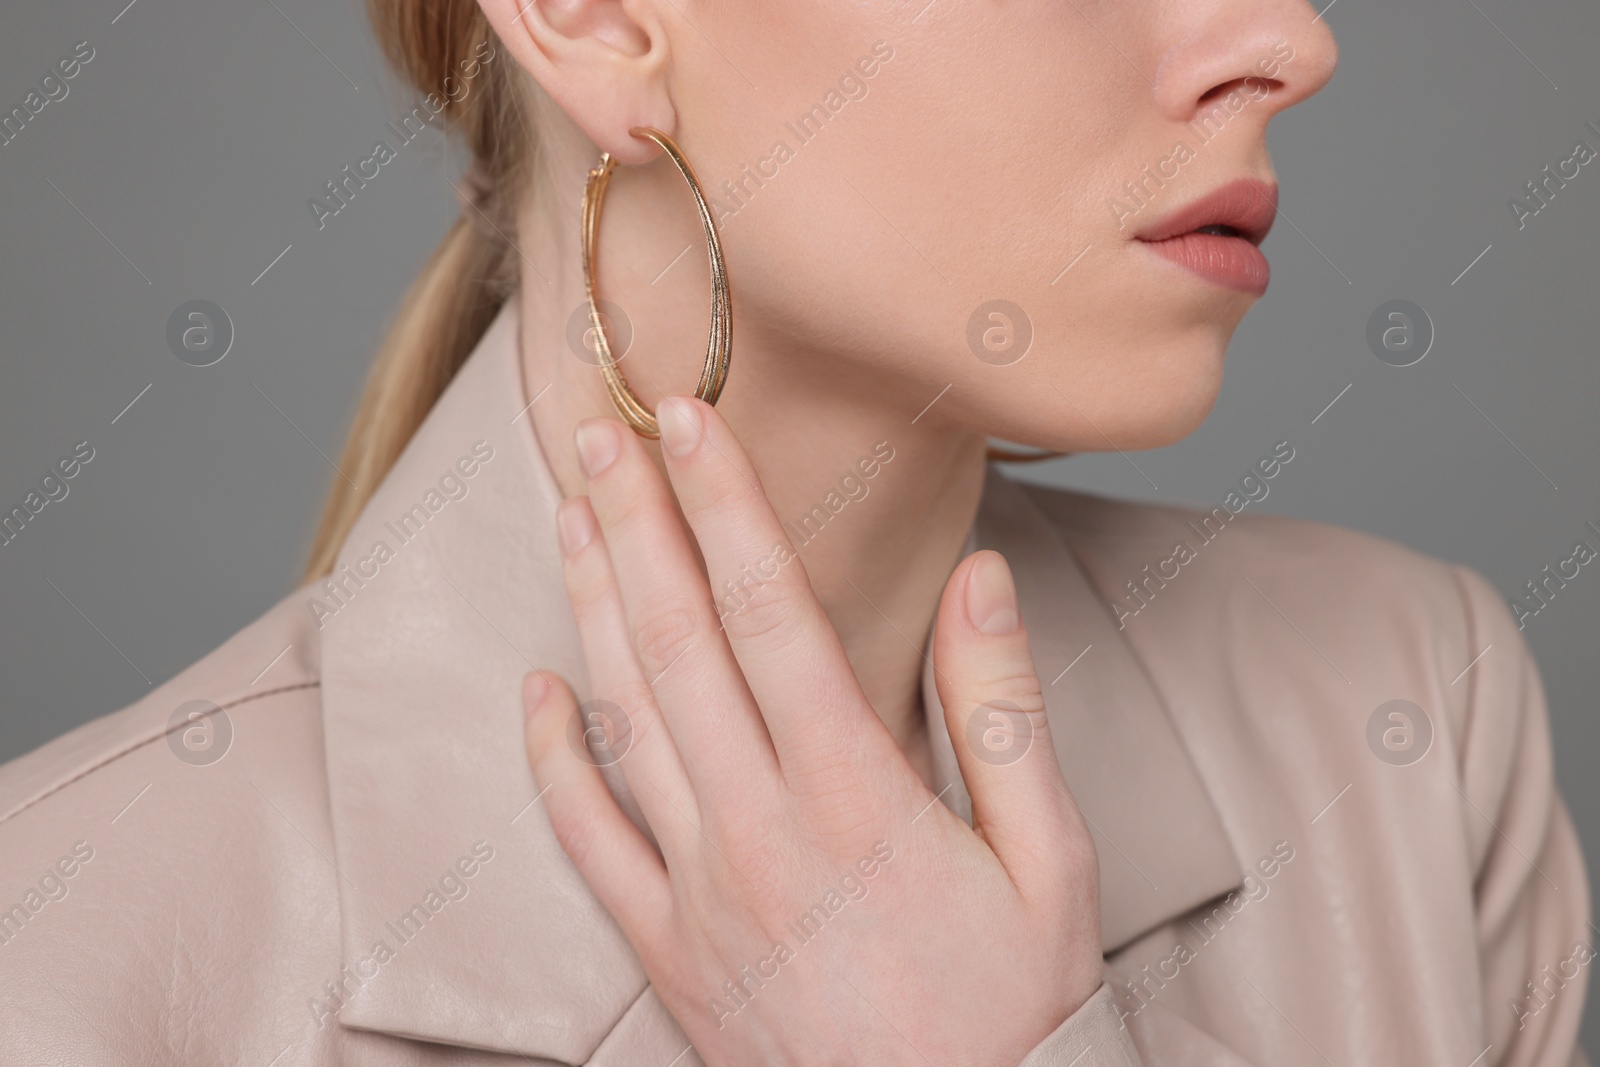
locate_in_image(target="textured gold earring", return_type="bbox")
[581,127,731,439]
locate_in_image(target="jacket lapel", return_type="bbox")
[318,304,646,1061]
[317,300,1242,1060]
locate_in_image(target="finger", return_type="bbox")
[654,396,897,774]
[931,551,1083,893]
[523,670,674,960]
[572,418,779,794]
[557,495,705,845]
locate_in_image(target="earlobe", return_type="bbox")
[475,0,675,163]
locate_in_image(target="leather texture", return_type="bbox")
[0,302,1590,1066]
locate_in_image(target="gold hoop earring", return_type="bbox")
[581,127,731,439]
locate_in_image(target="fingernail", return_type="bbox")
[523,672,550,720]
[556,498,596,556]
[575,420,620,479]
[965,551,1019,636]
[657,398,701,459]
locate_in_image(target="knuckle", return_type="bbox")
[605,678,657,731]
[720,835,793,915]
[603,486,655,533]
[963,677,1049,768]
[1040,789,1099,877]
[689,466,751,514]
[606,490,676,554]
[632,603,702,677]
[718,578,803,647]
[1048,829,1101,909]
[563,552,615,617]
[1002,804,1098,915]
[975,666,1046,714]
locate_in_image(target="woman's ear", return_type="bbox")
[476,0,675,163]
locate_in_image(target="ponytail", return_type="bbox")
[302,0,531,580]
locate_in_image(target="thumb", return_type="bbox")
[933,550,1080,890]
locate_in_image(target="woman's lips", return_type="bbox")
[1135,179,1278,296]
[1141,230,1272,295]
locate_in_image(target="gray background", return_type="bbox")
[3,0,1597,1047]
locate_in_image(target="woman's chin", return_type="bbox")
[1004,351,1226,455]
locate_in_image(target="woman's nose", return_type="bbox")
[1150,0,1339,126]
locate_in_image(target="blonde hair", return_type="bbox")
[302,0,531,580]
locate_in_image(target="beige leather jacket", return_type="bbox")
[1,305,1590,1066]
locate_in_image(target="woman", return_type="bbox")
[0,0,1588,1064]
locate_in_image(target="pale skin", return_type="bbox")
[474,0,1338,1059]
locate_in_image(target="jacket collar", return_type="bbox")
[317,300,1242,1058]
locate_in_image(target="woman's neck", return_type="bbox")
[513,146,988,773]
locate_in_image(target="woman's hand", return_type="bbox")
[522,397,1103,1067]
